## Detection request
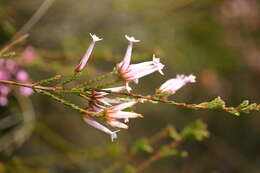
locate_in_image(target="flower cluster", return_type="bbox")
[0,53,34,106]
[75,34,196,141]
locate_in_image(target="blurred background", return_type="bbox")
[1,0,260,172]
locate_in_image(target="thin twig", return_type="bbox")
[0,34,29,56]
[0,79,58,91]
[13,0,56,39]
[0,79,258,113]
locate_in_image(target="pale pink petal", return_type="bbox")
[90,33,103,42]
[108,111,143,119]
[109,101,137,111]
[107,119,128,129]
[125,35,140,43]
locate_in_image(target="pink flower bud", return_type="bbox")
[157,74,196,94]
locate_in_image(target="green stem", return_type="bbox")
[83,79,121,91]
[61,72,82,86]
[35,89,102,117]
[76,69,117,88]
[33,74,62,85]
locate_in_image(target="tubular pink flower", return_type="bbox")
[117,35,140,73]
[83,115,119,142]
[120,55,164,90]
[157,74,196,94]
[87,103,106,113]
[75,33,102,72]
[107,111,143,119]
[116,36,164,92]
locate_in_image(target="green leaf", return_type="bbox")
[159,147,188,158]
[131,138,153,154]
[238,100,249,108]
[199,96,225,109]
[247,103,257,110]
[0,52,16,59]
[167,126,182,141]
[181,120,209,141]
[227,110,240,116]
[123,164,136,173]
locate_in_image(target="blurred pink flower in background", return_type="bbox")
[22,46,37,62]
[19,87,33,96]
[16,70,29,82]
[0,54,34,106]
[0,96,8,106]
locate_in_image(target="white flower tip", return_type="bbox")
[186,75,196,83]
[159,69,164,75]
[137,114,143,118]
[90,33,103,42]
[125,35,140,42]
[177,74,196,83]
[139,99,145,103]
[111,130,120,142]
[152,54,162,64]
[126,83,132,93]
[124,118,129,123]
[152,55,165,75]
